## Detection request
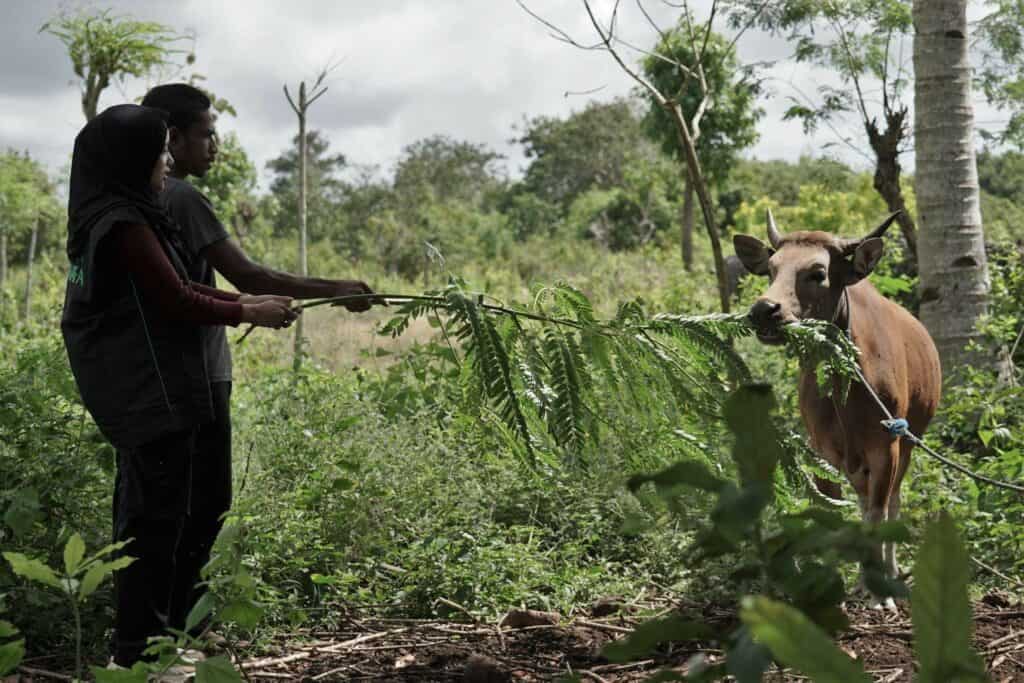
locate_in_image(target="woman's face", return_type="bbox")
[149,131,174,193]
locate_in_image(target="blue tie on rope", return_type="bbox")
[882,418,909,437]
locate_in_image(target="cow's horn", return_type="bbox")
[863,211,901,241]
[841,211,901,254]
[766,208,782,248]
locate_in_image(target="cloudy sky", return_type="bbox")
[0,1,1006,190]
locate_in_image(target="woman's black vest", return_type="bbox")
[61,209,213,450]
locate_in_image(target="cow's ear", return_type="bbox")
[845,237,884,284]
[733,235,773,276]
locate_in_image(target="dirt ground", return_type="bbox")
[226,596,1024,682]
[10,596,1024,682]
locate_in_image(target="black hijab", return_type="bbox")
[66,104,191,271]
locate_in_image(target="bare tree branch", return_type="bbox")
[564,84,609,98]
[283,84,299,115]
[515,1,605,51]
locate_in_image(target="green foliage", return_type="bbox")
[912,511,989,682]
[266,129,347,242]
[392,135,505,210]
[0,151,61,259]
[40,8,187,120]
[5,534,134,681]
[975,1,1024,148]
[742,596,871,682]
[0,616,25,677]
[641,18,762,184]
[515,98,662,211]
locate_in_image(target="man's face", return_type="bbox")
[169,109,218,178]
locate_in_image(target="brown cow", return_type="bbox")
[734,210,941,608]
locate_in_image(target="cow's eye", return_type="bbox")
[809,270,827,284]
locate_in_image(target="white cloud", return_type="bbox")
[0,0,1008,191]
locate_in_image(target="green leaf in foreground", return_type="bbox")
[911,511,989,683]
[602,616,712,663]
[195,655,243,683]
[91,662,149,683]
[63,532,86,574]
[0,639,25,676]
[3,552,62,589]
[741,596,872,683]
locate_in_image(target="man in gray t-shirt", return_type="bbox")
[143,84,378,637]
[163,176,234,383]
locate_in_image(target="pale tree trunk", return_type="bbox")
[913,0,991,370]
[23,220,38,320]
[294,101,308,371]
[284,72,329,370]
[681,174,694,271]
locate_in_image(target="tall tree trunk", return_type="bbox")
[670,104,730,313]
[82,73,100,121]
[913,0,991,370]
[23,220,38,320]
[293,87,309,372]
[681,173,695,271]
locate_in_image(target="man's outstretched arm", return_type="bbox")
[203,238,376,312]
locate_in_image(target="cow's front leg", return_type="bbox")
[861,440,902,611]
[884,489,902,578]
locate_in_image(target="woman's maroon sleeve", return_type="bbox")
[108,223,244,326]
[190,282,241,302]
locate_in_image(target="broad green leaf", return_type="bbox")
[186,592,216,633]
[217,599,263,630]
[81,539,132,566]
[911,511,990,683]
[3,552,62,589]
[79,557,134,601]
[0,639,25,676]
[195,655,243,683]
[64,533,86,574]
[3,487,41,537]
[628,459,727,494]
[602,616,712,663]
[724,385,781,485]
[741,596,872,683]
[91,662,149,682]
[0,620,18,638]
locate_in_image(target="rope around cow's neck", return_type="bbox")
[838,285,1024,495]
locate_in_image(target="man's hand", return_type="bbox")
[241,300,299,329]
[331,280,381,312]
[238,294,294,306]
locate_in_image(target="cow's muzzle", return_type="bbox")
[749,299,786,344]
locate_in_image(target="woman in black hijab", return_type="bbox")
[61,104,297,666]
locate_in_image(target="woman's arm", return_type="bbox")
[109,223,245,326]
[190,281,241,302]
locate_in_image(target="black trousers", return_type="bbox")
[112,427,196,665]
[111,382,232,665]
[169,381,233,634]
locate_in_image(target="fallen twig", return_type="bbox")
[17,666,74,681]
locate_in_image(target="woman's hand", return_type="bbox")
[241,300,299,328]
[238,294,294,306]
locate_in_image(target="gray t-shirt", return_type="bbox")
[161,177,233,382]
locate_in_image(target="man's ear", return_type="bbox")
[733,234,773,276]
[845,237,884,284]
[167,126,185,150]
